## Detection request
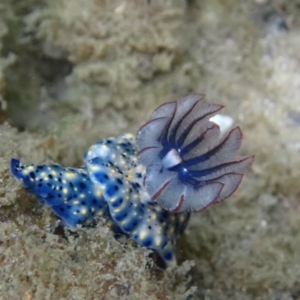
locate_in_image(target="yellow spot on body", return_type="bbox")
[91,165,99,171]
[62,180,66,184]
[63,188,68,194]
[80,194,85,198]
[155,238,162,247]
[27,166,34,171]
[41,172,46,177]
[66,172,75,178]
[139,231,146,240]
[102,145,109,151]
[81,209,87,215]
[73,200,79,205]
[51,171,57,176]
[96,190,102,197]
[127,174,134,181]
[155,206,162,212]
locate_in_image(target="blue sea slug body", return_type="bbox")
[10,159,110,227]
[10,94,253,266]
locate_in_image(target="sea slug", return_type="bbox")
[10,94,253,266]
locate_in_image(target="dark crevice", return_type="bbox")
[0,6,73,131]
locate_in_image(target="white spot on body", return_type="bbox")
[162,149,182,169]
[210,114,233,135]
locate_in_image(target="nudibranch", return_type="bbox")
[10,94,253,267]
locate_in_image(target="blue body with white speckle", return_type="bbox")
[10,133,190,266]
[10,159,110,227]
